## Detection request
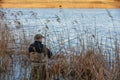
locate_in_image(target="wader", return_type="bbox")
[30,52,46,80]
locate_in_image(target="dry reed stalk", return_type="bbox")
[0,9,120,80]
[112,37,120,80]
[0,22,13,74]
[47,46,118,80]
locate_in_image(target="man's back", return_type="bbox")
[29,41,52,58]
[29,41,44,53]
[29,34,51,80]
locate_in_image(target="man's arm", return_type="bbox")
[47,48,52,58]
[42,45,52,58]
[28,44,34,53]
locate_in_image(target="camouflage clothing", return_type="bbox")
[28,41,51,80]
[29,41,52,58]
[30,63,46,80]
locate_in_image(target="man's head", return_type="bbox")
[34,34,44,42]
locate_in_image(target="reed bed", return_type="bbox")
[0,9,120,80]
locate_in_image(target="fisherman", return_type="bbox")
[29,34,52,58]
[29,34,52,80]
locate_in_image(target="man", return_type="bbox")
[29,34,52,58]
[29,34,52,80]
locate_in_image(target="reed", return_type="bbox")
[0,9,119,80]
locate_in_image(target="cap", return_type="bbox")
[34,34,44,39]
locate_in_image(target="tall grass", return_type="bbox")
[0,9,120,80]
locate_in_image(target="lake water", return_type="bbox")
[0,8,120,80]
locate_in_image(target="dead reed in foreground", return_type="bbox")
[0,10,120,80]
[47,50,112,80]
[0,28,119,80]
[0,24,120,80]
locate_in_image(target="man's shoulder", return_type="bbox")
[30,42,44,47]
[30,43,35,47]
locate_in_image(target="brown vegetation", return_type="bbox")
[0,10,120,80]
